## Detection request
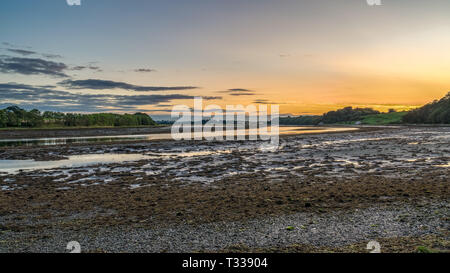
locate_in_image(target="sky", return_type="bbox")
[1,0,449,119]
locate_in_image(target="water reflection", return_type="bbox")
[0,126,358,147]
[0,154,153,175]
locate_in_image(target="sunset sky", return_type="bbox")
[1,0,449,119]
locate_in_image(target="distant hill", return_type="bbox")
[321,107,380,124]
[360,111,408,125]
[280,107,388,125]
[403,92,450,124]
[279,115,321,125]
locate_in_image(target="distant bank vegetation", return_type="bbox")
[403,93,450,124]
[280,108,407,126]
[281,92,450,126]
[0,106,157,128]
[1,93,449,128]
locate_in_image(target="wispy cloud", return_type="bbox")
[3,44,63,59]
[134,68,156,73]
[59,79,199,92]
[70,65,102,72]
[42,53,63,59]
[0,56,69,77]
[228,92,256,96]
[6,48,37,56]
[253,99,286,105]
[218,88,257,96]
[227,88,253,92]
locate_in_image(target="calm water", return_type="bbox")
[0,126,359,175]
[0,126,358,147]
[0,154,153,175]
[0,150,237,175]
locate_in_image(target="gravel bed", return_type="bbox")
[1,202,447,253]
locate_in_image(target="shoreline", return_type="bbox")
[0,126,172,140]
[0,124,411,140]
[0,126,384,161]
[0,124,445,142]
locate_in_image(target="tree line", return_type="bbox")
[0,106,157,128]
[403,92,450,124]
[321,107,380,124]
[280,107,381,125]
[281,92,450,125]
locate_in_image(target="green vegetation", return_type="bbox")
[0,106,157,128]
[321,107,380,124]
[361,111,408,125]
[280,107,395,126]
[403,92,450,124]
[280,92,450,126]
[279,115,321,125]
[416,246,433,253]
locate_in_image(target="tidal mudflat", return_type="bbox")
[0,126,448,253]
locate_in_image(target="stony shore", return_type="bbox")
[0,126,448,253]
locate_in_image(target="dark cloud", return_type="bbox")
[1,42,31,48]
[3,43,62,59]
[37,85,57,89]
[2,43,101,76]
[0,56,69,77]
[6,48,37,56]
[141,109,174,112]
[134,68,156,73]
[253,99,269,104]
[42,53,63,59]
[218,88,257,96]
[0,82,220,112]
[70,65,102,72]
[71,66,87,71]
[253,99,285,105]
[88,66,102,71]
[154,104,173,107]
[59,79,199,92]
[227,88,253,92]
[228,92,256,96]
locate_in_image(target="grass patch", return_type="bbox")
[416,246,434,253]
[361,111,408,125]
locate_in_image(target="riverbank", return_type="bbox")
[0,125,364,151]
[0,126,171,139]
[0,124,385,141]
